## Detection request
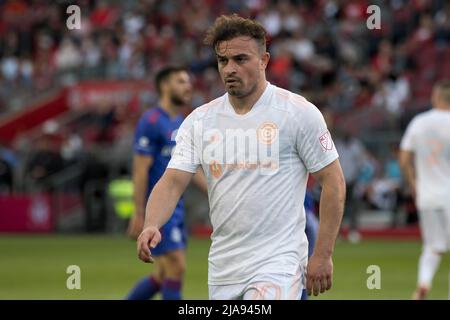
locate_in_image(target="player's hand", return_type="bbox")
[137,226,161,263]
[127,214,144,240]
[306,254,333,296]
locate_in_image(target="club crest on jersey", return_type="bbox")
[258,122,278,145]
[319,131,333,151]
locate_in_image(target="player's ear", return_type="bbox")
[260,52,270,71]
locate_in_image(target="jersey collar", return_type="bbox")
[224,82,273,117]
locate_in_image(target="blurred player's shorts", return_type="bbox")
[152,214,187,256]
[419,207,450,251]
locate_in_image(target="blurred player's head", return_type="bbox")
[204,14,270,98]
[155,66,192,107]
[431,80,450,109]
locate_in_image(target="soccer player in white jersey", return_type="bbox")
[399,80,450,300]
[137,14,346,300]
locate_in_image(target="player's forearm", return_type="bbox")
[404,166,416,191]
[144,170,192,229]
[399,153,415,191]
[314,176,346,258]
[192,167,208,194]
[133,171,148,218]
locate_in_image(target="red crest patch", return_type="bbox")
[319,131,333,151]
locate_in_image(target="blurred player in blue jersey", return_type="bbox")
[126,66,203,300]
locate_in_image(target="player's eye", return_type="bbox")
[236,56,247,63]
[218,57,227,64]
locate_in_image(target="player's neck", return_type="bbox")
[159,98,181,119]
[437,104,450,111]
[229,80,268,115]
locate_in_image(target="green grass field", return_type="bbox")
[0,235,449,300]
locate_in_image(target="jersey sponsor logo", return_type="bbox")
[209,161,223,179]
[319,131,333,151]
[202,127,280,176]
[258,122,278,145]
[138,136,149,148]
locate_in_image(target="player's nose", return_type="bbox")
[223,61,237,76]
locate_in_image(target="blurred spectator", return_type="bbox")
[0,140,18,193]
[367,145,402,212]
[372,71,411,122]
[55,36,82,71]
[334,129,369,242]
[60,131,84,165]
[0,0,448,233]
[0,0,447,124]
[25,134,64,192]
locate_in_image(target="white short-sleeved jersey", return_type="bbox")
[400,109,450,210]
[168,83,339,285]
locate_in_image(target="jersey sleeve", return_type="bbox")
[167,112,201,173]
[133,112,159,158]
[295,104,339,173]
[400,117,418,152]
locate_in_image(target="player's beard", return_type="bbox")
[170,92,186,107]
[227,81,257,98]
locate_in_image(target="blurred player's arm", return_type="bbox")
[137,168,194,263]
[307,159,346,296]
[399,150,416,197]
[133,154,154,217]
[127,154,153,239]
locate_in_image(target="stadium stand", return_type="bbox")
[0,0,448,236]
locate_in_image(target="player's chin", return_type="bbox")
[227,88,243,96]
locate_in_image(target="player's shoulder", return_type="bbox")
[188,95,225,120]
[413,109,434,119]
[272,85,318,114]
[407,109,435,128]
[271,86,324,127]
[140,107,162,125]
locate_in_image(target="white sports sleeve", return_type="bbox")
[167,113,201,173]
[295,103,339,173]
[400,118,418,152]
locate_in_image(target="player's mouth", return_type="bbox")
[225,78,240,84]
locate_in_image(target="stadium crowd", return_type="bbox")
[1,0,449,228]
[1,0,449,115]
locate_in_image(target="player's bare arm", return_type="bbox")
[399,150,416,197]
[137,168,194,263]
[191,167,208,194]
[127,154,154,239]
[128,154,153,239]
[307,159,346,296]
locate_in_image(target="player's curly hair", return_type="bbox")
[204,14,267,52]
